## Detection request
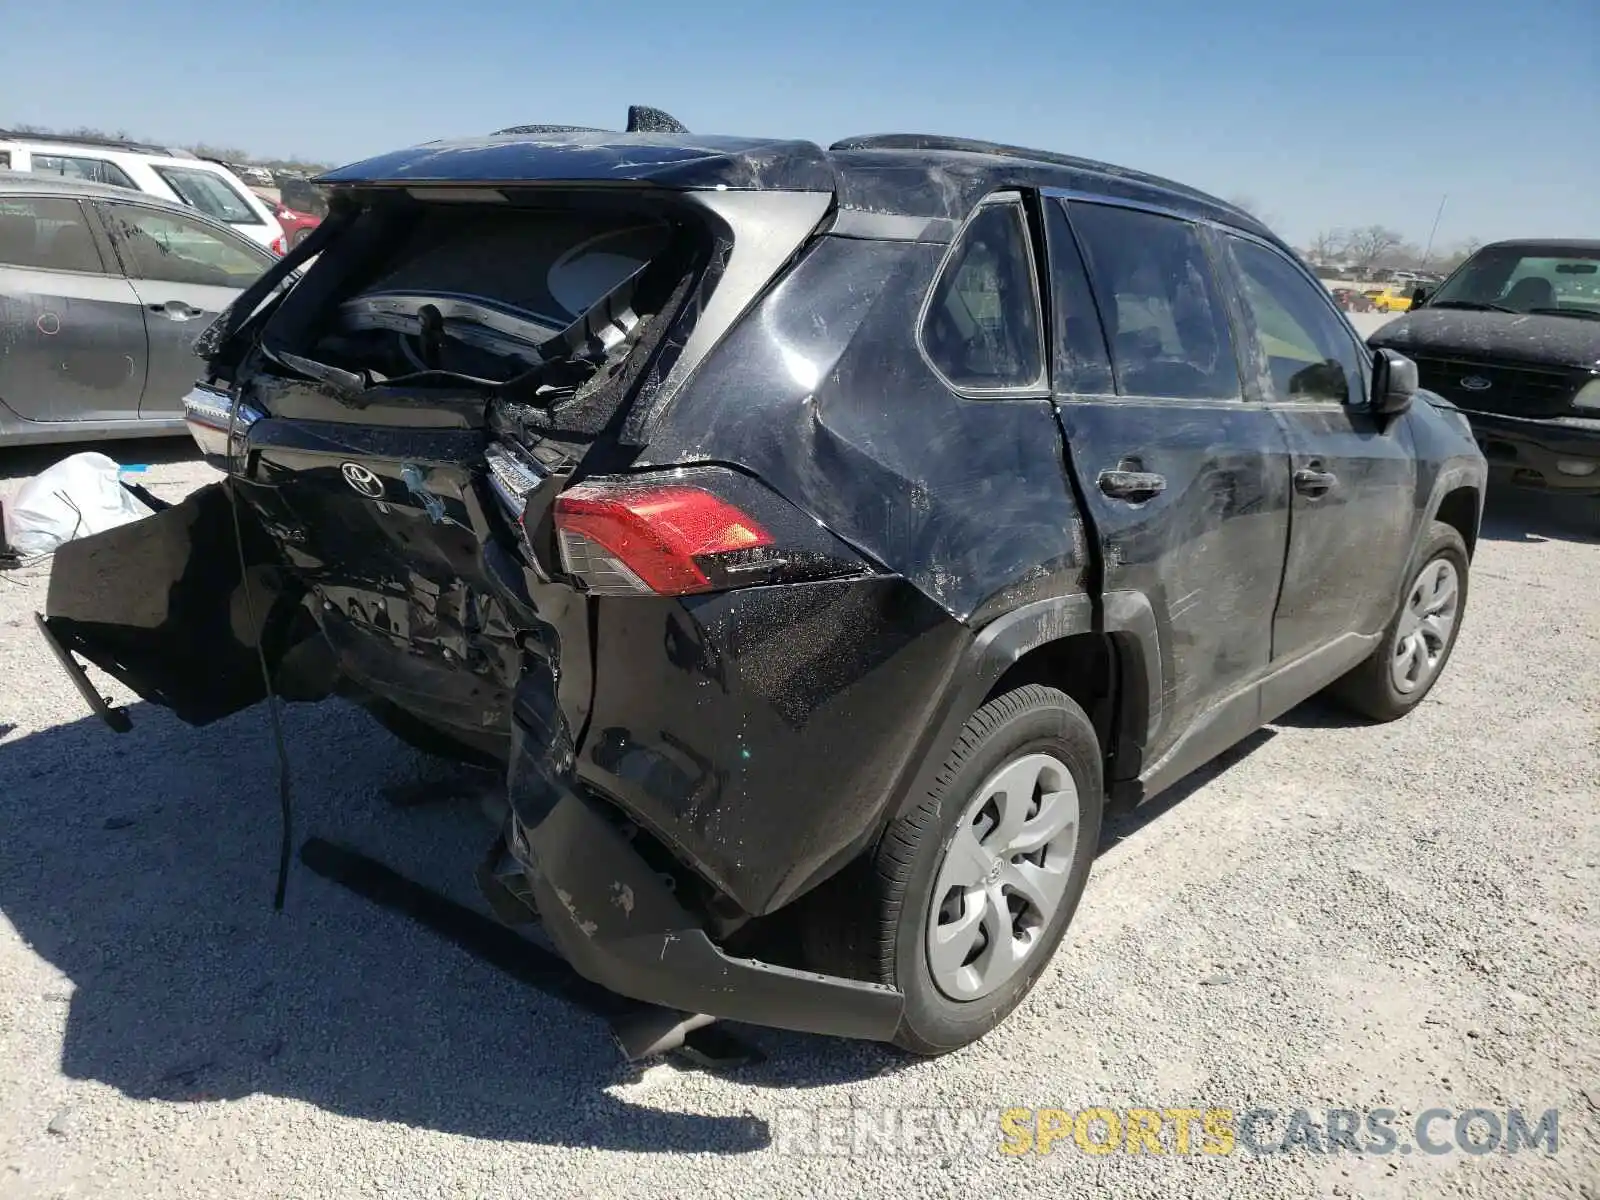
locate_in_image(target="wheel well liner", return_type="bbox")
[1434,485,1480,559]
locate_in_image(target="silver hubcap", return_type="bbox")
[1391,557,1460,695]
[926,753,1080,1002]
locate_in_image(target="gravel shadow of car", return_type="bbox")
[0,688,1286,1137]
[1477,485,1597,545]
[0,700,776,1153]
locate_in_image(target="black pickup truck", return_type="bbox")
[1372,239,1600,500]
[39,116,1487,1055]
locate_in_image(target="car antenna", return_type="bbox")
[224,407,295,910]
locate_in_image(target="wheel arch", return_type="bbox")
[895,589,1161,819]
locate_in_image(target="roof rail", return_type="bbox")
[0,128,174,155]
[492,105,689,138]
[830,133,1227,208]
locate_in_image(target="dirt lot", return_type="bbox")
[1,440,1596,1200]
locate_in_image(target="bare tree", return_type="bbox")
[1434,237,1484,272]
[1308,229,1349,266]
[1345,225,1406,273]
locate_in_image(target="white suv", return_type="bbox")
[0,133,286,253]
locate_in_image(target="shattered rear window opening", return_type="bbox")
[284,203,680,390]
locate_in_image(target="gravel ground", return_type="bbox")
[1,437,1596,1200]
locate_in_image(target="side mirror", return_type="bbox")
[1372,348,1417,416]
[1410,286,1430,308]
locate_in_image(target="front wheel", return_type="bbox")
[802,685,1103,1054]
[1328,521,1470,721]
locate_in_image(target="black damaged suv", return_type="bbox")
[40,116,1487,1054]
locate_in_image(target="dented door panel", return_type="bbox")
[1056,399,1293,764]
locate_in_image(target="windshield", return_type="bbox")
[1428,246,1600,318]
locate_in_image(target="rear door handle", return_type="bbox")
[150,301,205,321]
[1293,467,1338,496]
[1097,469,1167,501]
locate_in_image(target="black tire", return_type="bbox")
[803,685,1103,1055]
[1328,520,1470,721]
[290,227,311,249]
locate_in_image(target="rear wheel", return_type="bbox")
[290,227,312,249]
[1329,521,1469,721]
[803,685,1103,1054]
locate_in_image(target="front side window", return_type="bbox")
[1069,203,1240,400]
[32,154,137,190]
[153,166,262,226]
[920,199,1045,391]
[1226,236,1364,406]
[105,204,270,287]
[0,196,106,273]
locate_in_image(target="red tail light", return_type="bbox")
[269,235,286,256]
[555,483,773,596]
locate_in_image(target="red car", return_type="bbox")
[254,176,326,249]
[272,201,321,248]
[1331,287,1375,313]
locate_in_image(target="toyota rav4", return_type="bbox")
[38,113,1487,1055]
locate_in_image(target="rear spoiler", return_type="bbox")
[492,105,688,137]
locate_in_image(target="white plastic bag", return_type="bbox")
[2,452,153,558]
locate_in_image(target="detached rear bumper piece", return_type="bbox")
[1463,410,1600,494]
[505,732,903,1042]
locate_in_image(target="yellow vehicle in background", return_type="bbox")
[1366,284,1417,312]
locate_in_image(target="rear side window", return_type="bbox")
[154,166,262,226]
[1069,202,1240,400]
[32,154,137,190]
[0,196,106,273]
[920,199,1045,391]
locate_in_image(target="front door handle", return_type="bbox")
[1293,466,1338,497]
[1098,468,1167,501]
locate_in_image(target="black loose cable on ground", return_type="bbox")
[224,403,294,910]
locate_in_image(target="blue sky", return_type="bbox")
[6,0,1596,249]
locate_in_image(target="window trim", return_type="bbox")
[152,164,268,228]
[0,194,112,276]
[1057,196,1247,405]
[915,190,1051,400]
[1040,195,1116,398]
[1219,228,1373,409]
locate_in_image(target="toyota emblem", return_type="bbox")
[1459,375,1492,392]
[340,462,385,499]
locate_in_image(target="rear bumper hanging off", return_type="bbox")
[504,713,905,1043]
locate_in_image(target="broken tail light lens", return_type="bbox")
[554,467,871,597]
